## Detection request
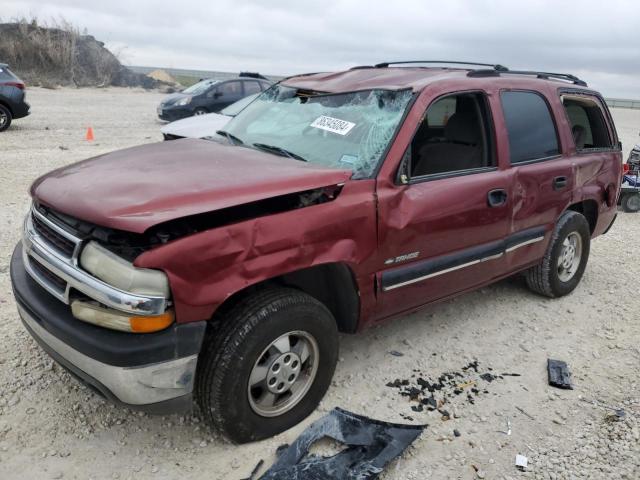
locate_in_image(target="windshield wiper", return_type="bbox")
[252,143,308,162]
[216,130,244,145]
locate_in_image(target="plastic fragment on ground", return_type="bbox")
[258,407,425,479]
[547,359,573,389]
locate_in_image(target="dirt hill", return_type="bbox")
[0,21,160,88]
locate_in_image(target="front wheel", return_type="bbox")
[526,210,591,298]
[195,288,339,443]
[193,108,208,116]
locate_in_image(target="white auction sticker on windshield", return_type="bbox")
[310,116,356,135]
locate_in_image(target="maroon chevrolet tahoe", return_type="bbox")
[10,61,621,443]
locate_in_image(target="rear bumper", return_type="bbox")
[13,100,30,119]
[10,243,206,413]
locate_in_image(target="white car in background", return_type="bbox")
[161,93,259,140]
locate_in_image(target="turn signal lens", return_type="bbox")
[130,311,175,333]
[71,300,174,333]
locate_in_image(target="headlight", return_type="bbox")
[175,96,192,106]
[77,241,173,332]
[80,241,170,297]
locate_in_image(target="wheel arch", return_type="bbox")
[0,100,13,115]
[210,262,361,334]
[567,199,598,234]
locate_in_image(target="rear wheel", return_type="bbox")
[526,210,590,298]
[193,108,207,116]
[0,104,12,132]
[196,288,338,443]
[621,192,640,213]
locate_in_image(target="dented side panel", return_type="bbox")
[134,180,379,325]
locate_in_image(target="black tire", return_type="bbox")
[621,193,640,213]
[196,288,339,443]
[0,104,12,132]
[525,210,591,298]
[193,107,208,116]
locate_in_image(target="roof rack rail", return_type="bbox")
[373,61,509,71]
[468,69,587,87]
[239,71,268,80]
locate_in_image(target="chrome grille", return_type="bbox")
[29,256,67,292]
[31,213,76,257]
[22,205,167,315]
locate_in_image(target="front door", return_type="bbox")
[375,90,511,319]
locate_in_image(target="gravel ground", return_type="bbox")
[0,87,639,480]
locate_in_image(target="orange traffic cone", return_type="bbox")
[85,127,94,141]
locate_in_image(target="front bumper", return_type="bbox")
[158,105,192,122]
[11,243,206,413]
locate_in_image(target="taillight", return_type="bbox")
[6,81,25,90]
[623,163,630,175]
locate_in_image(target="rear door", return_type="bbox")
[210,80,243,111]
[375,89,511,319]
[498,90,572,272]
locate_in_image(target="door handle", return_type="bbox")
[487,189,508,207]
[553,176,568,190]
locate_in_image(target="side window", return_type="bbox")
[501,91,559,163]
[219,81,242,96]
[561,96,613,150]
[409,92,495,178]
[243,81,262,95]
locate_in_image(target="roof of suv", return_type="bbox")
[282,65,589,94]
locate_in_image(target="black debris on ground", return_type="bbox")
[547,359,573,390]
[386,361,517,416]
[257,408,424,480]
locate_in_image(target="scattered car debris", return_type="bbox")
[453,429,461,437]
[257,407,424,479]
[547,359,573,389]
[471,464,486,479]
[605,409,627,423]
[386,361,517,415]
[515,406,535,420]
[500,418,512,436]
[388,350,405,357]
[515,454,528,471]
[241,459,265,480]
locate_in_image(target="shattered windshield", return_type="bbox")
[223,85,414,178]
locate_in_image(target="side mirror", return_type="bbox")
[214,91,223,99]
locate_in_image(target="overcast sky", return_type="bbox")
[3,0,640,98]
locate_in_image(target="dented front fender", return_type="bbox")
[134,180,378,324]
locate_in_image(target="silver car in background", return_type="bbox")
[161,93,259,140]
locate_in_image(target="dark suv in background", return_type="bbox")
[0,63,30,132]
[157,72,271,121]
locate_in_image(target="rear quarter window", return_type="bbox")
[501,91,559,164]
[561,95,614,150]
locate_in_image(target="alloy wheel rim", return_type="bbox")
[247,330,319,417]
[557,231,582,282]
[194,110,205,116]
[0,112,6,127]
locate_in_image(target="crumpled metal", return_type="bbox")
[258,407,425,480]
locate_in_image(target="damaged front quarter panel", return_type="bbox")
[134,180,379,324]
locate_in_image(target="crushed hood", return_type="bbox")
[31,138,352,233]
